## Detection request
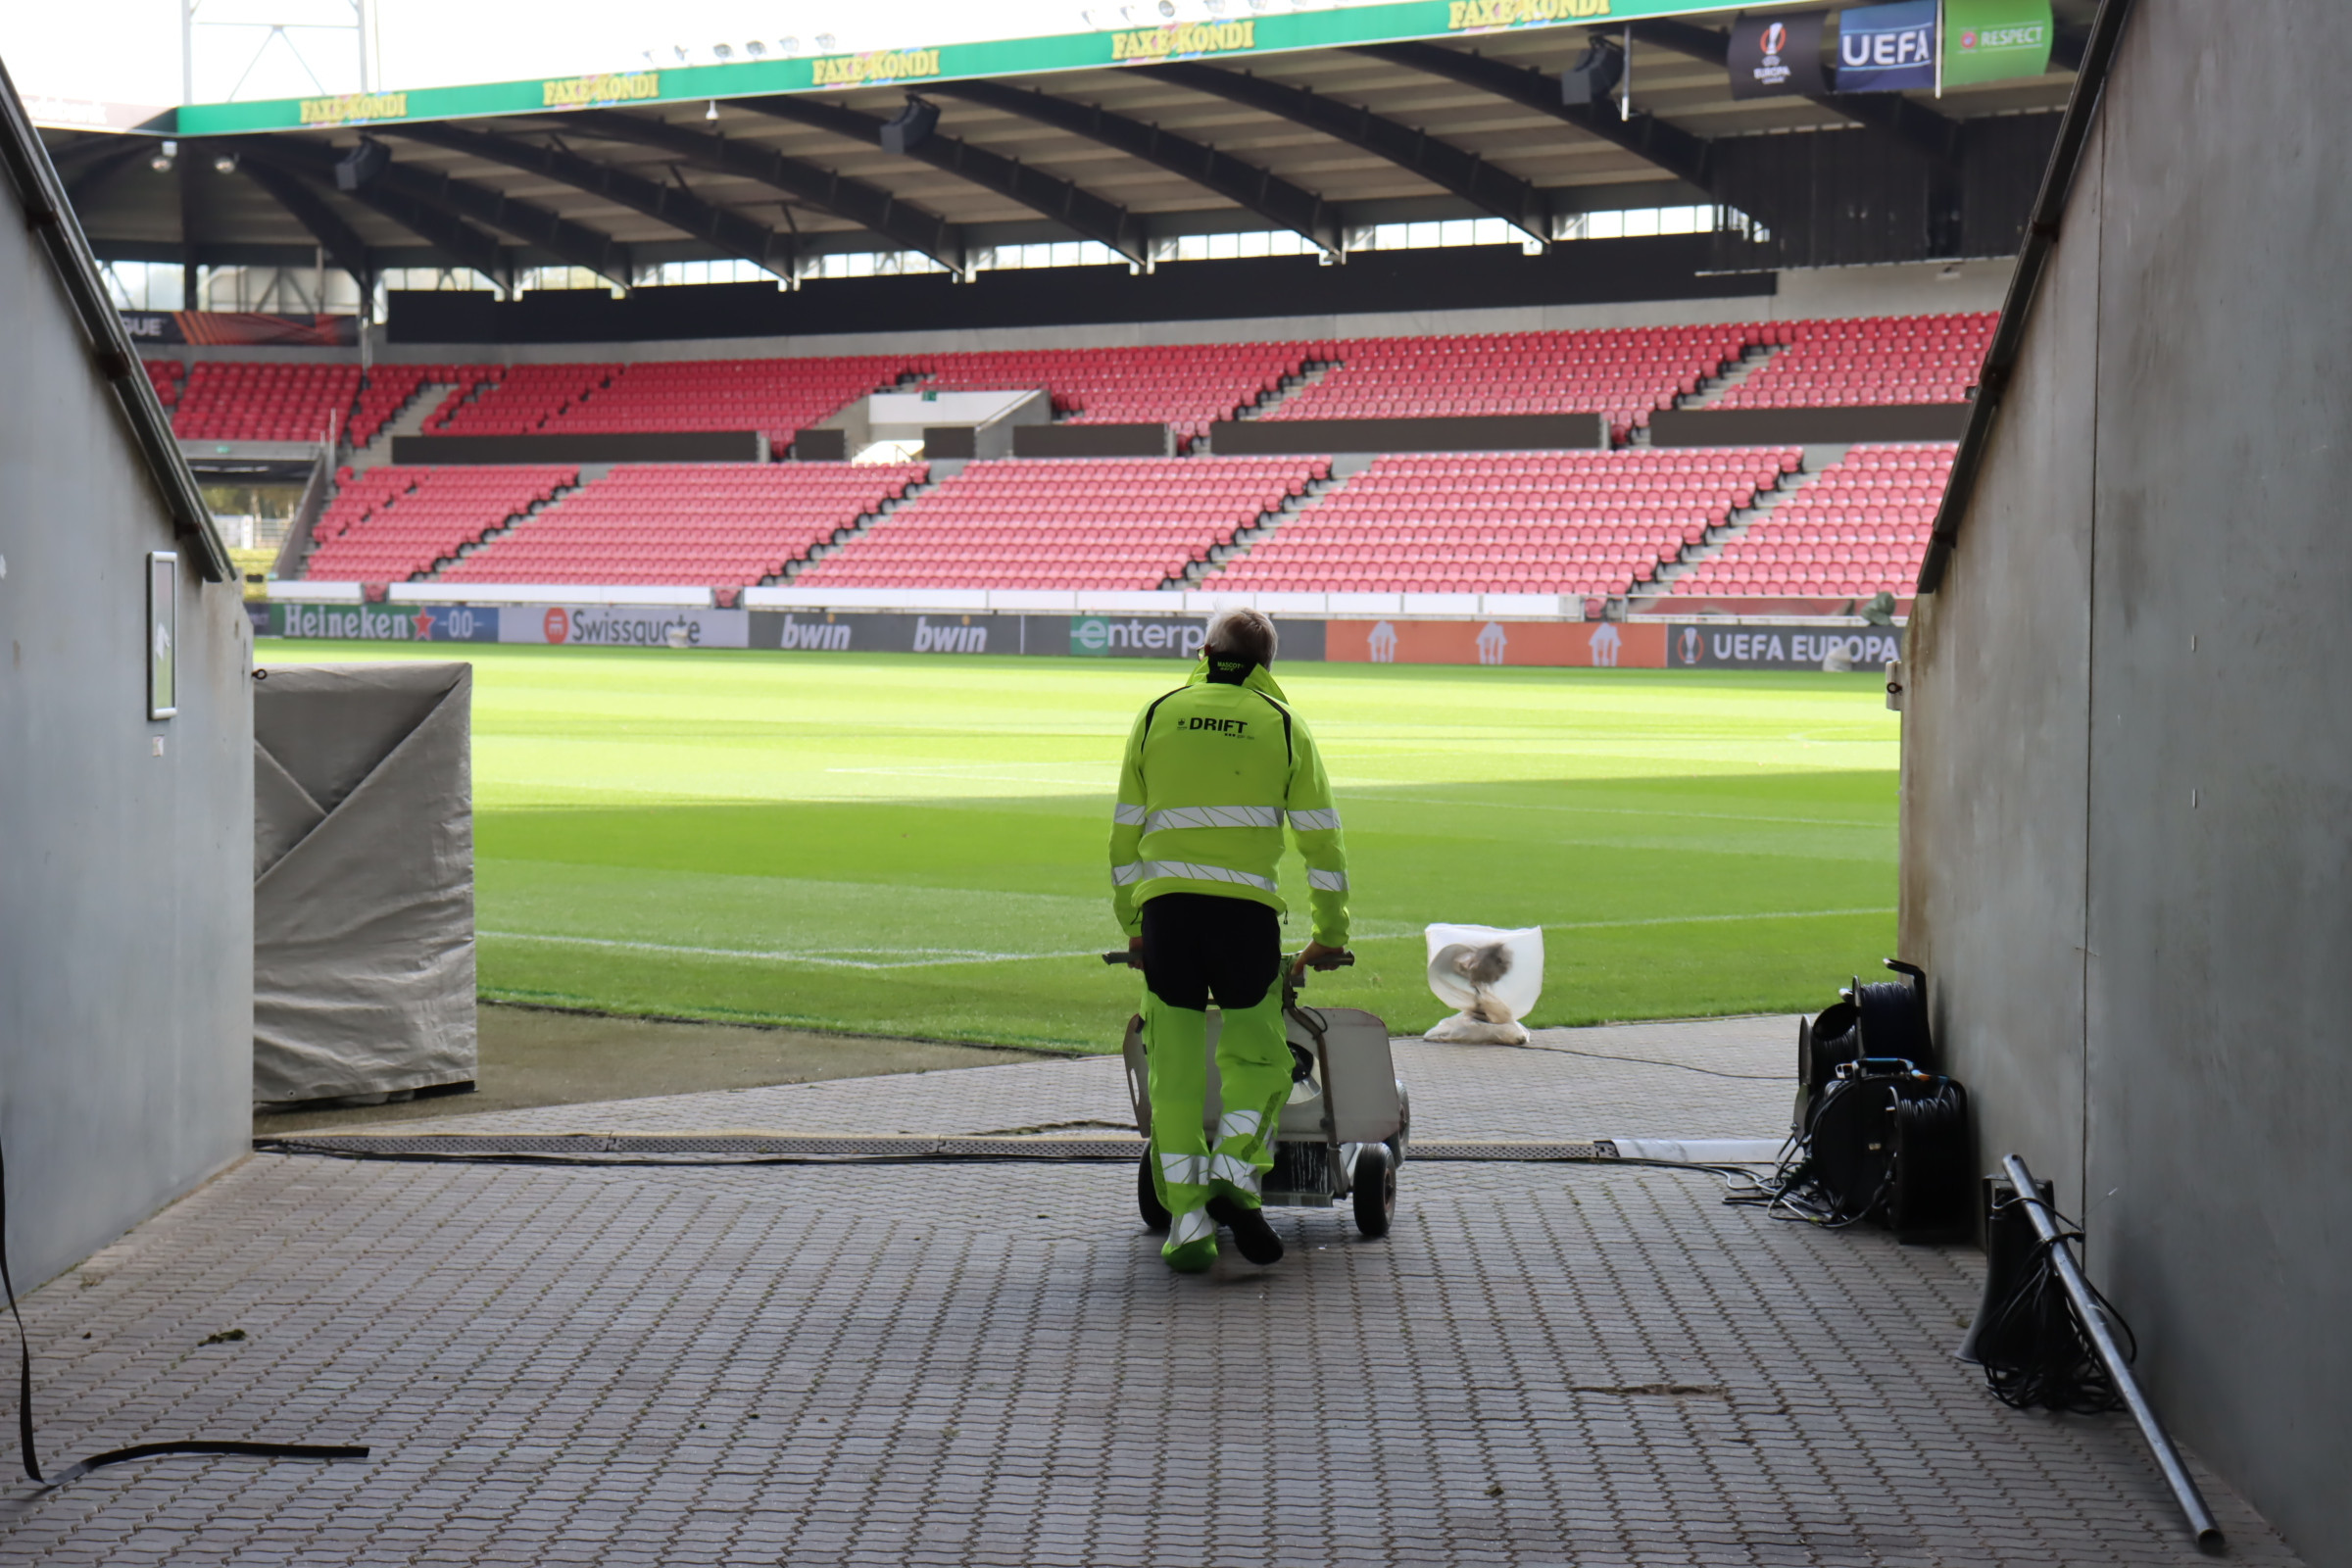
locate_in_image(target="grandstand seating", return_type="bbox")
[348,364,498,448]
[303,465,575,582]
[914,345,1310,451]
[1714,314,1995,408]
[142,359,183,408]
[1664,442,1954,598]
[438,463,928,586]
[1261,327,1753,443]
[172,361,362,442]
[421,364,609,436]
[1204,449,1797,597]
[533,358,910,450]
[797,458,1324,591]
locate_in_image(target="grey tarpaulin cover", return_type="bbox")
[253,662,476,1104]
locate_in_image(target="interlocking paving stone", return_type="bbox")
[0,1017,2304,1564]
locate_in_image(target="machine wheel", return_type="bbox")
[1137,1153,1171,1232]
[1351,1145,1396,1239]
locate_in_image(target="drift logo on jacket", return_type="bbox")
[1181,715,1250,738]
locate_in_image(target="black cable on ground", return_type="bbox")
[1974,1196,2137,1414]
[0,1137,368,1487]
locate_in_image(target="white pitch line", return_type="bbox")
[479,931,1106,970]
[484,906,1892,968]
[1345,907,1895,938]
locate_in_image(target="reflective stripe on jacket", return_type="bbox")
[1109,654,1349,945]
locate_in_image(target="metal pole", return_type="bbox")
[1999,1154,2224,1551]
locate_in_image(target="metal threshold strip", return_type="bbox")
[254,1133,1626,1166]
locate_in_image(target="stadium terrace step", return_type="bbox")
[1653,441,1953,606]
[301,466,580,584]
[1200,447,1798,601]
[794,457,1328,595]
[434,463,931,589]
[1682,343,1786,409]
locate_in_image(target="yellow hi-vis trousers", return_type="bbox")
[1145,988,1291,1268]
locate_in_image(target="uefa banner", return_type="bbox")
[1664,621,1906,671]
[1327,617,1664,668]
[120,311,361,348]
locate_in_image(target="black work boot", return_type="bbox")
[1207,1195,1284,1265]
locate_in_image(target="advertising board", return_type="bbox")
[506,606,751,649]
[1663,621,1905,670]
[1327,618,1664,668]
[267,603,502,642]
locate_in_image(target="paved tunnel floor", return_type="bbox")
[0,1018,2302,1565]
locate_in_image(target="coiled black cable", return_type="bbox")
[1975,1193,2138,1414]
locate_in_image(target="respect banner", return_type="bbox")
[1941,0,2053,87]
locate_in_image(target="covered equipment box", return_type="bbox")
[252,662,477,1104]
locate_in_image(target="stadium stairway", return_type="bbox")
[1171,466,1350,584]
[1679,343,1787,410]
[772,473,940,585]
[1199,448,1795,599]
[1638,452,1833,603]
[301,466,580,582]
[344,369,494,472]
[435,463,932,588]
[792,457,1325,593]
[1656,441,1955,602]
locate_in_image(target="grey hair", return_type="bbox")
[1204,607,1278,667]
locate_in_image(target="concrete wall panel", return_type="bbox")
[1908,3,2351,1559]
[1901,120,2101,1210]
[2078,3,2352,1556]
[0,154,252,1289]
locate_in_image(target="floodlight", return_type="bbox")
[745,39,766,57]
[151,139,176,172]
[213,153,237,173]
[673,44,690,62]
[815,32,837,49]
[1205,0,1227,13]
[778,35,800,55]
[712,42,733,59]
[706,99,721,121]
[1158,0,1176,14]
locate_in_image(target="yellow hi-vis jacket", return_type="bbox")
[1109,653,1350,946]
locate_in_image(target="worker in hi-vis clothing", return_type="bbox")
[1110,608,1349,1273]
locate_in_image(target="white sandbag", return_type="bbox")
[1423,922,1544,1045]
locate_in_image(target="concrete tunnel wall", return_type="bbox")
[0,137,254,1288]
[1901,2,2351,1561]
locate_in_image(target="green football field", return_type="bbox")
[261,640,1899,1052]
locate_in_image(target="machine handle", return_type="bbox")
[1101,950,1141,968]
[1298,949,1355,972]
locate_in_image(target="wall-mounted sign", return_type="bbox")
[119,311,359,348]
[1941,0,2052,86]
[1729,11,1829,97]
[1836,0,1937,92]
[148,552,177,719]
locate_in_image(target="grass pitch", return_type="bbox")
[261,641,1900,1052]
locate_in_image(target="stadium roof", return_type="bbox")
[39,0,2086,287]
